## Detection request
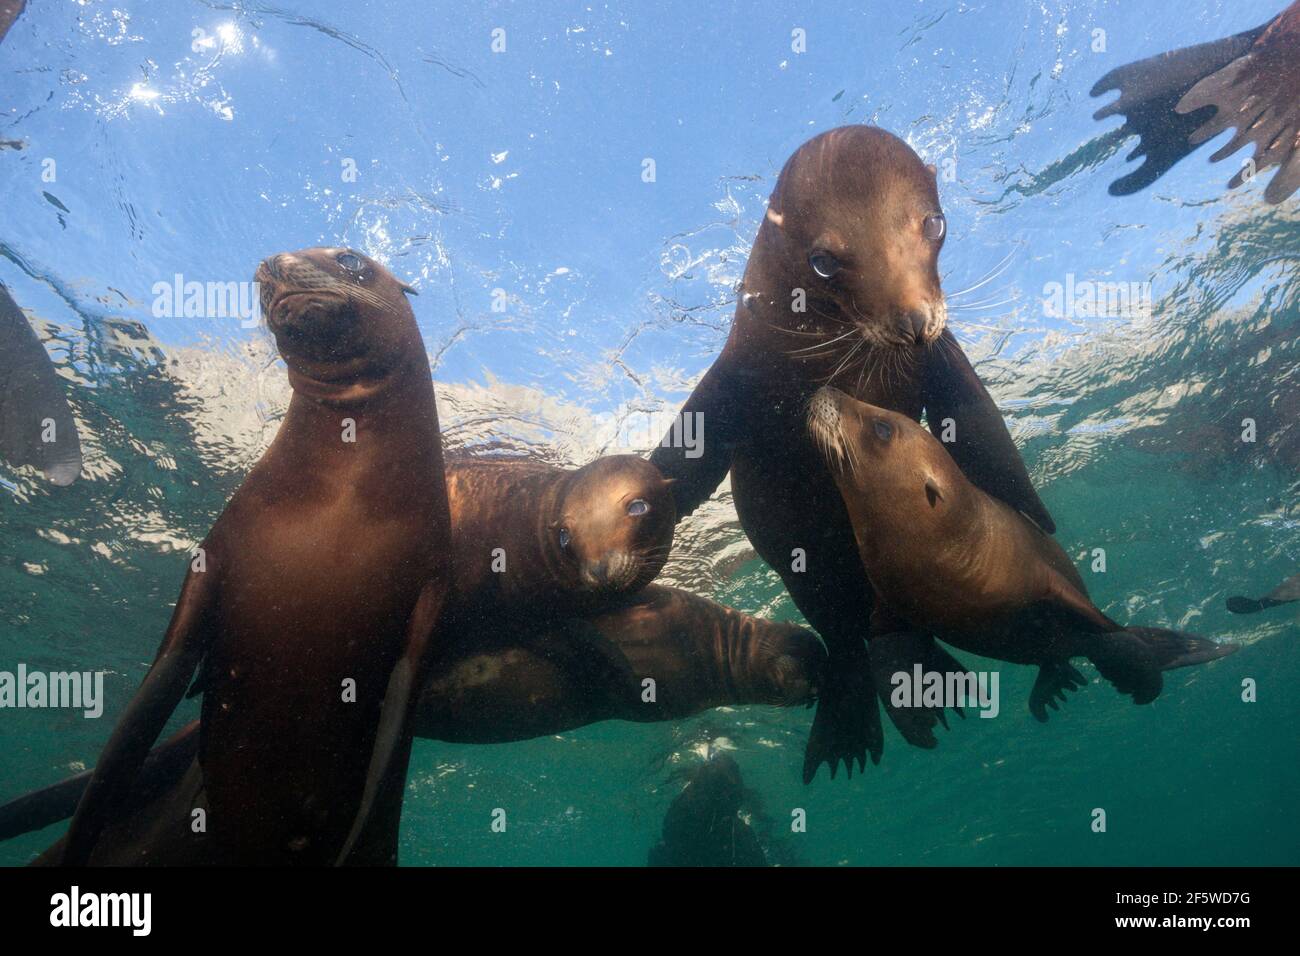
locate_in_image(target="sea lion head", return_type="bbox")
[255,247,421,398]
[806,385,963,520]
[551,455,676,594]
[746,619,826,706]
[757,126,948,356]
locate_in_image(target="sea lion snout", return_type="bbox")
[898,296,947,345]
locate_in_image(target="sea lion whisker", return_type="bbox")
[945,246,1020,300]
[788,327,858,355]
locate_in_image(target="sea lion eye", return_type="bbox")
[558,527,571,549]
[873,419,893,441]
[336,252,366,274]
[922,214,946,242]
[808,251,841,279]
[626,498,650,517]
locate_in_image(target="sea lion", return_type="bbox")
[807,385,1239,726]
[649,125,1055,781]
[444,455,675,613]
[1227,573,1299,614]
[647,752,767,867]
[62,248,453,867]
[4,585,824,865]
[1091,1,1300,203]
[0,283,82,485]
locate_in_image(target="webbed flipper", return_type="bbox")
[1090,25,1266,195]
[1176,10,1300,203]
[1228,572,1300,613]
[649,356,744,520]
[62,568,217,865]
[802,653,880,783]
[335,580,447,866]
[869,630,969,748]
[923,330,1055,534]
[1029,660,1088,722]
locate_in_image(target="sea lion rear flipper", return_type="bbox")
[1028,660,1087,723]
[802,653,881,784]
[1175,11,1300,204]
[62,569,216,865]
[649,356,742,520]
[0,285,83,485]
[335,581,448,866]
[1088,23,1268,196]
[1088,627,1238,707]
[923,330,1055,534]
[1227,571,1300,613]
[869,631,968,749]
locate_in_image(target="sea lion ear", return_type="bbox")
[924,478,943,507]
[926,163,937,178]
[400,282,419,297]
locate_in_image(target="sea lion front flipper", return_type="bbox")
[1028,660,1088,723]
[335,581,448,867]
[1176,11,1300,204]
[869,630,969,749]
[1088,23,1268,196]
[0,284,83,485]
[923,330,1055,534]
[62,569,216,865]
[649,356,743,520]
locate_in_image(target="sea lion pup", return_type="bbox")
[647,752,767,867]
[1091,1,1300,203]
[444,455,675,613]
[61,248,453,866]
[649,126,1055,780]
[0,283,82,485]
[808,385,1239,724]
[7,586,824,864]
[1227,573,1299,614]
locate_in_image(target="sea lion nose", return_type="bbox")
[904,310,929,343]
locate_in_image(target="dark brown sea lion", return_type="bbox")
[808,385,1239,726]
[0,283,82,485]
[647,752,767,867]
[1228,572,1300,614]
[4,585,824,865]
[1091,1,1300,203]
[62,248,453,867]
[445,455,675,612]
[650,125,1054,780]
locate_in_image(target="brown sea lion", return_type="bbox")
[649,125,1055,780]
[1228,573,1300,614]
[1091,1,1300,203]
[0,283,82,485]
[4,585,824,865]
[445,455,675,613]
[807,385,1239,727]
[647,752,767,867]
[62,248,453,866]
